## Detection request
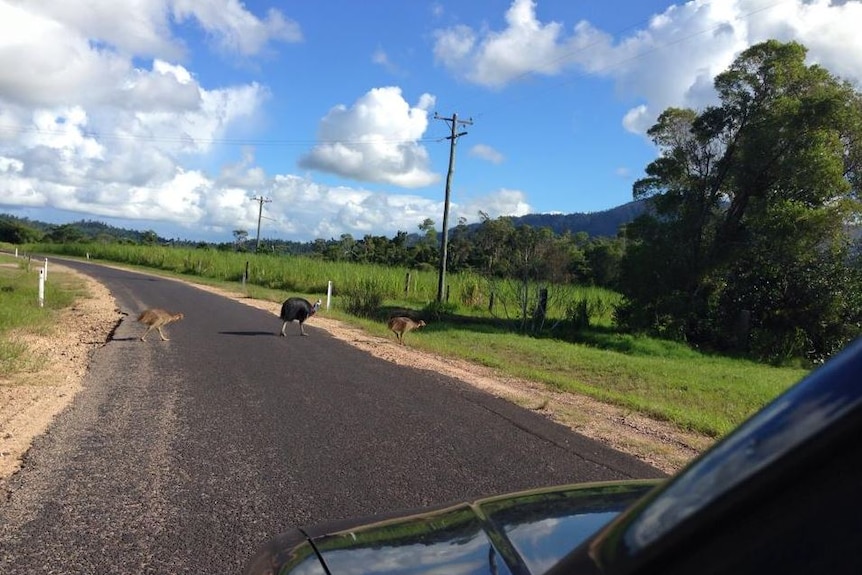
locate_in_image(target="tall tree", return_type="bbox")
[619,40,862,361]
[233,229,249,251]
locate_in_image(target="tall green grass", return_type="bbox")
[26,242,621,326]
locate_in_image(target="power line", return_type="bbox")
[0,123,442,147]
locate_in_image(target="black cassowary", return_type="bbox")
[279,297,321,336]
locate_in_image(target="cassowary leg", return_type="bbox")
[158,327,169,341]
[280,321,288,337]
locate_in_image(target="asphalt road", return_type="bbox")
[0,259,664,574]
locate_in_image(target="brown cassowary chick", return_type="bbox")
[280,297,321,336]
[387,316,426,346]
[137,308,184,341]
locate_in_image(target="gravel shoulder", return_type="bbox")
[0,264,714,483]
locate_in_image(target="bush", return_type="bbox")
[423,300,458,321]
[459,278,483,307]
[342,278,385,318]
[566,298,590,330]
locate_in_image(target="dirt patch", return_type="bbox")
[0,264,714,483]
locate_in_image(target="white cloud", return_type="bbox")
[0,0,295,238]
[0,2,132,108]
[371,47,402,75]
[11,0,183,61]
[469,144,505,164]
[172,0,302,56]
[433,0,571,88]
[298,87,440,188]
[433,0,862,134]
[460,188,532,220]
[250,179,532,241]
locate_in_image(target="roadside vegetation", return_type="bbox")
[0,254,84,376]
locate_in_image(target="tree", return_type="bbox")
[619,39,862,361]
[0,219,42,243]
[233,229,249,251]
[140,230,159,245]
[584,236,624,288]
[45,223,87,243]
[473,214,515,277]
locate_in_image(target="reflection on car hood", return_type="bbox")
[244,480,660,575]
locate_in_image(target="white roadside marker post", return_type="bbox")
[38,268,45,308]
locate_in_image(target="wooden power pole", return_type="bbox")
[434,112,472,303]
[252,195,272,252]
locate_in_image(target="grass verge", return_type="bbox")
[0,255,84,376]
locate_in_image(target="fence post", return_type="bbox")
[533,287,548,332]
[43,258,48,282]
[38,269,45,307]
[326,281,333,310]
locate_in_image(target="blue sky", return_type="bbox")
[1,0,861,243]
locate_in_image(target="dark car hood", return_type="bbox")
[244,480,660,575]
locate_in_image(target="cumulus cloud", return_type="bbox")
[469,144,505,165]
[461,188,532,220]
[433,0,862,133]
[0,1,515,242]
[298,87,440,188]
[0,0,299,237]
[171,0,303,56]
[247,178,532,241]
[433,0,575,88]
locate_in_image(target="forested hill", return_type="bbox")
[2,200,648,246]
[508,200,647,237]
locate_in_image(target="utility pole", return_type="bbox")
[252,195,272,252]
[434,112,472,303]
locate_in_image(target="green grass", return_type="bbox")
[279,299,806,438]
[0,254,84,375]
[399,323,806,437]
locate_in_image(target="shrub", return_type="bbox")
[423,300,458,321]
[342,278,385,318]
